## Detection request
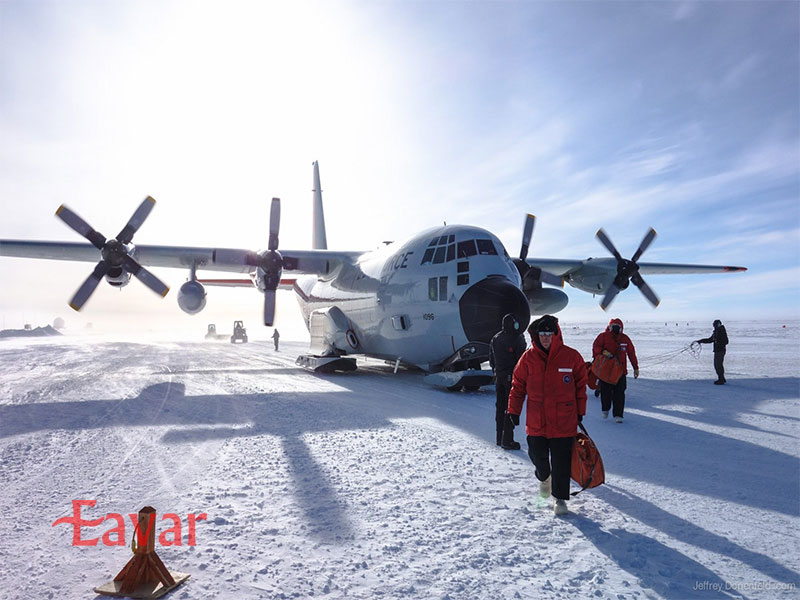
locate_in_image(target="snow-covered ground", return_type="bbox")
[0,320,798,599]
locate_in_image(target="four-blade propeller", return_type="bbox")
[259,198,283,327]
[513,214,563,291]
[595,227,660,310]
[55,197,170,311]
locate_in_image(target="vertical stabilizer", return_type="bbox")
[312,161,328,250]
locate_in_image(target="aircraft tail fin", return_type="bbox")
[312,161,328,249]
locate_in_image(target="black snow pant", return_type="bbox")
[714,350,725,382]
[495,372,514,444]
[274,340,279,351]
[527,436,574,500]
[600,374,627,418]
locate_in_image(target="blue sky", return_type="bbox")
[0,0,797,333]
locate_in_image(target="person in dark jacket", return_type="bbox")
[506,315,587,515]
[490,313,527,449]
[695,319,728,384]
[272,329,280,351]
[592,318,639,423]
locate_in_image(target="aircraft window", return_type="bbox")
[457,273,469,286]
[457,240,477,258]
[428,238,438,247]
[448,234,455,243]
[438,235,448,245]
[476,239,498,255]
[439,276,448,300]
[421,248,435,265]
[433,246,446,264]
[446,244,455,262]
[428,277,438,301]
[457,261,469,273]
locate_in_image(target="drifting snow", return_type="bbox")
[0,321,797,599]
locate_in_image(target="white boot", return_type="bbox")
[602,411,609,419]
[614,416,623,423]
[553,498,568,515]
[539,476,551,498]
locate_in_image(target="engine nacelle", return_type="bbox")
[525,287,569,315]
[105,267,132,288]
[177,280,207,314]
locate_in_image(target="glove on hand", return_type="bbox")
[577,414,583,423]
[602,350,613,358]
[506,412,520,427]
[634,369,639,379]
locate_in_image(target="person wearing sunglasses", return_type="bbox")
[505,315,587,515]
[592,318,639,423]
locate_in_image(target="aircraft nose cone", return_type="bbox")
[458,276,531,344]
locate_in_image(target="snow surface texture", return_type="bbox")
[0,321,798,600]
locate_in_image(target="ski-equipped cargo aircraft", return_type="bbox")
[0,162,746,388]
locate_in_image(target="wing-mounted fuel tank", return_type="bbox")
[177,280,207,314]
[308,306,360,356]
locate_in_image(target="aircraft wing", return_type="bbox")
[524,258,587,276]
[525,257,747,276]
[636,262,747,275]
[0,240,365,277]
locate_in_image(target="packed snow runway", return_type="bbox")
[0,321,798,599]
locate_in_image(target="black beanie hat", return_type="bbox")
[534,315,559,334]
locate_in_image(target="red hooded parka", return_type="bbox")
[507,325,588,438]
[592,318,639,374]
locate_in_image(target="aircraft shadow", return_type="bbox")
[595,485,798,588]
[570,514,743,600]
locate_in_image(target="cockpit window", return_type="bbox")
[433,246,447,264]
[438,235,448,245]
[421,247,435,265]
[457,240,477,258]
[446,244,455,262]
[476,239,498,255]
[428,238,438,247]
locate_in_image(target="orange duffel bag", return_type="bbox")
[591,353,624,385]
[571,422,605,495]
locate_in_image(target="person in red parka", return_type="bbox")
[592,318,639,423]
[506,315,587,515]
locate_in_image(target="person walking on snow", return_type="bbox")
[695,319,728,384]
[506,315,587,516]
[592,318,639,423]
[272,329,280,351]
[490,313,527,450]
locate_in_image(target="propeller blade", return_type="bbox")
[117,196,156,244]
[268,197,280,251]
[631,227,657,264]
[263,288,276,326]
[69,261,111,311]
[123,255,170,297]
[596,228,624,262]
[600,284,622,311]
[520,214,535,261]
[631,272,660,307]
[56,205,106,249]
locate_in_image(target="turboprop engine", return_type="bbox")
[512,214,569,316]
[177,280,207,314]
